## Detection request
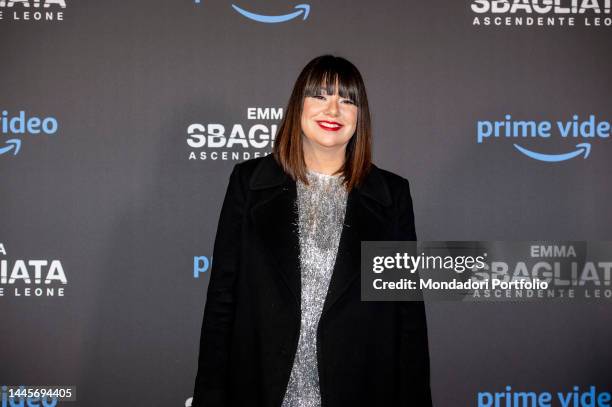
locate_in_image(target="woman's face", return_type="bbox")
[300,85,358,154]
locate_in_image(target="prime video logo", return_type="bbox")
[193,1,310,23]
[193,256,211,278]
[0,110,59,157]
[477,385,611,407]
[477,114,610,162]
[0,386,57,407]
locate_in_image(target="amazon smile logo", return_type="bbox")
[194,1,310,23]
[477,114,610,163]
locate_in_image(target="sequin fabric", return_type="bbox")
[280,168,348,407]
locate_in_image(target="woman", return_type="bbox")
[192,55,431,407]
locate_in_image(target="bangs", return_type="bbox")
[302,59,362,105]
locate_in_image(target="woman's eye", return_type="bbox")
[342,99,356,105]
[312,95,326,100]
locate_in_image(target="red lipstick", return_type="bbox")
[316,120,343,132]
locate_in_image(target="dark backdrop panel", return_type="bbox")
[1,0,610,405]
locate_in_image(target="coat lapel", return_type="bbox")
[250,166,301,305]
[249,154,392,316]
[320,162,392,317]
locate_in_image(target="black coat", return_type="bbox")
[193,154,432,407]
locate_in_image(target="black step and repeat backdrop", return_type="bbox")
[1,1,611,406]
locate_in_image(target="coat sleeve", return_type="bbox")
[192,163,246,407]
[397,178,433,406]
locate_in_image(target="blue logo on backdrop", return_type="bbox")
[477,114,610,163]
[193,256,211,278]
[0,110,59,157]
[194,1,310,23]
[0,385,58,407]
[231,3,309,23]
[512,142,591,162]
[477,385,611,407]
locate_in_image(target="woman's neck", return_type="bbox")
[302,145,345,175]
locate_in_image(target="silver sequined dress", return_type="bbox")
[281,168,349,407]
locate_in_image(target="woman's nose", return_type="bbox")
[325,98,340,116]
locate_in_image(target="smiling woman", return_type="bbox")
[192,55,431,407]
[273,55,373,188]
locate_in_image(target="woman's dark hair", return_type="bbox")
[272,54,373,192]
